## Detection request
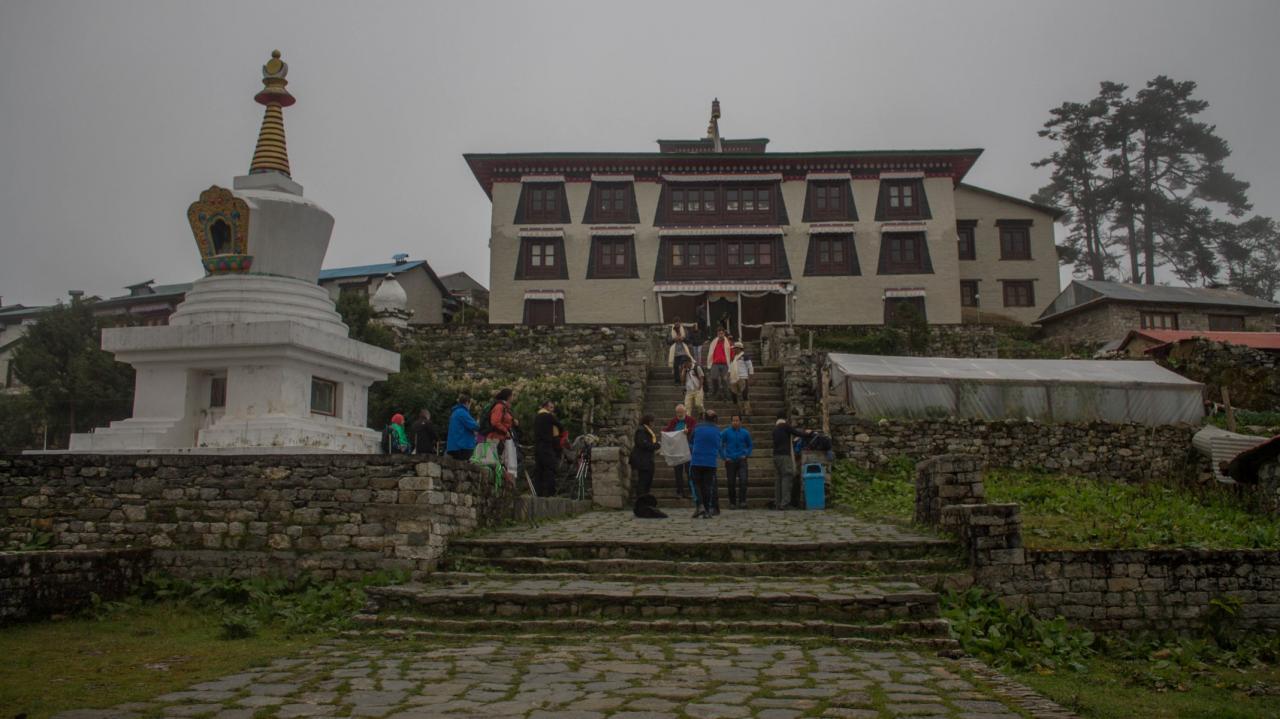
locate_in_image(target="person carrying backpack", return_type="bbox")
[386,413,411,454]
[446,393,480,461]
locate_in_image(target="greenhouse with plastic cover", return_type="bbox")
[827,354,1204,425]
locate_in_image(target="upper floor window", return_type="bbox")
[1140,311,1179,330]
[1002,280,1036,308]
[998,221,1032,260]
[658,182,785,226]
[589,237,634,279]
[960,280,979,307]
[804,234,859,276]
[875,179,931,221]
[877,232,933,275]
[515,237,568,280]
[805,181,857,222]
[662,237,789,280]
[514,182,569,224]
[582,182,638,224]
[957,221,977,261]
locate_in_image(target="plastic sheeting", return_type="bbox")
[828,354,1204,425]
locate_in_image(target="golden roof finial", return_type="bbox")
[248,49,296,176]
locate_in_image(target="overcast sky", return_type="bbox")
[1,0,1277,306]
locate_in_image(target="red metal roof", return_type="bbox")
[1124,329,1280,353]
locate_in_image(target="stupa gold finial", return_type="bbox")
[248,49,296,176]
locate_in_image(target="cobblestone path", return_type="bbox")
[59,637,1050,719]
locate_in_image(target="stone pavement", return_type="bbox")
[57,637,1061,719]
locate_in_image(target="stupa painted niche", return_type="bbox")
[68,50,399,453]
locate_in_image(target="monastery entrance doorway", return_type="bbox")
[658,289,789,341]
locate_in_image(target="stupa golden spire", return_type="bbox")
[248,49,295,176]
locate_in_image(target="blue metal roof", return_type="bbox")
[318,260,425,281]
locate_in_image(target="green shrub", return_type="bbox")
[943,588,1096,673]
[830,457,915,521]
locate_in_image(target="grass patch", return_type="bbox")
[0,571,406,718]
[830,456,915,524]
[1206,409,1280,435]
[831,459,1280,549]
[0,602,310,718]
[984,469,1280,550]
[946,589,1280,719]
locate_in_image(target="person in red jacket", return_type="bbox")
[663,404,697,500]
[706,328,734,401]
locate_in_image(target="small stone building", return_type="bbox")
[1037,279,1280,345]
[318,256,453,325]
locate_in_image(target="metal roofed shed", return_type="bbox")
[828,354,1204,425]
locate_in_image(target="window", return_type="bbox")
[664,238,786,279]
[806,235,858,276]
[310,378,337,416]
[521,239,560,279]
[662,182,781,224]
[885,297,927,325]
[1140,311,1179,330]
[878,232,930,274]
[595,184,629,221]
[999,224,1032,260]
[591,237,632,278]
[209,376,227,408]
[882,180,922,220]
[1002,280,1036,308]
[523,299,564,326]
[960,280,979,307]
[339,282,368,299]
[1208,314,1246,331]
[520,184,565,223]
[957,221,976,261]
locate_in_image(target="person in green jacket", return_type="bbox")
[387,413,411,454]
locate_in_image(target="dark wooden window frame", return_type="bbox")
[877,232,933,275]
[1140,311,1180,330]
[514,182,570,224]
[1001,280,1036,308]
[1207,314,1246,332]
[804,234,860,276]
[516,237,568,280]
[588,235,637,279]
[657,182,785,226]
[875,179,930,221]
[523,298,565,326]
[804,180,857,222]
[310,377,338,417]
[583,182,639,224]
[957,220,977,261]
[209,376,227,408]
[661,236,789,281]
[997,220,1033,260]
[960,279,979,308]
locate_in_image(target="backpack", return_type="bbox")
[476,401,498,435]
[633,494,669,519]
[379,425,391,454]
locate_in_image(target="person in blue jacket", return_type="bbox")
[689,410,723,519]
[720,414,754,510]
[445,393,480,461]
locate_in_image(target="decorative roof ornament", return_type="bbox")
[187,186,253,275]
[248,50,295,176]
[705,98,723,153]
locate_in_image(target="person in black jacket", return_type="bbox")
[630,414,658,498]
[532,400,565,496]
[411,409,438,455]
[771,411,812,510]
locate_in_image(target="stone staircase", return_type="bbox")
[355,513,970,650]
[642,362,788,509]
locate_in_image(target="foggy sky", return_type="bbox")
[1,0,1278,307]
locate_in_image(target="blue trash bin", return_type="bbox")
[802,463,826,510]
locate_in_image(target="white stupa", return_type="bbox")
[68,50,399,453]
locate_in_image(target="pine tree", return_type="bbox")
[1033,98,1115,280]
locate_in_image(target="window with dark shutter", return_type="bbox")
[805,234,859,276]
[590,237,634,279]
[999,224,1032,260]
[957,221,977,261]
[1208,314,1246,331]
[960,280,979,307]
[1002,280,1036,307]
[877,232,931,274]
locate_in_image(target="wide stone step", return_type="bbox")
[363,577,941,624]
[429,569,972,593]
[439,555,963,577]
[351,614,956,644]
[447,536,958,563]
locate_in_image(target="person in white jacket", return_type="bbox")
[728,342,754,413]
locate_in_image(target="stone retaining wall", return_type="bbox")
[0,454,589,580]
[838,417,1203,482]
[921,456,1280,631]
[1,547,151,622]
